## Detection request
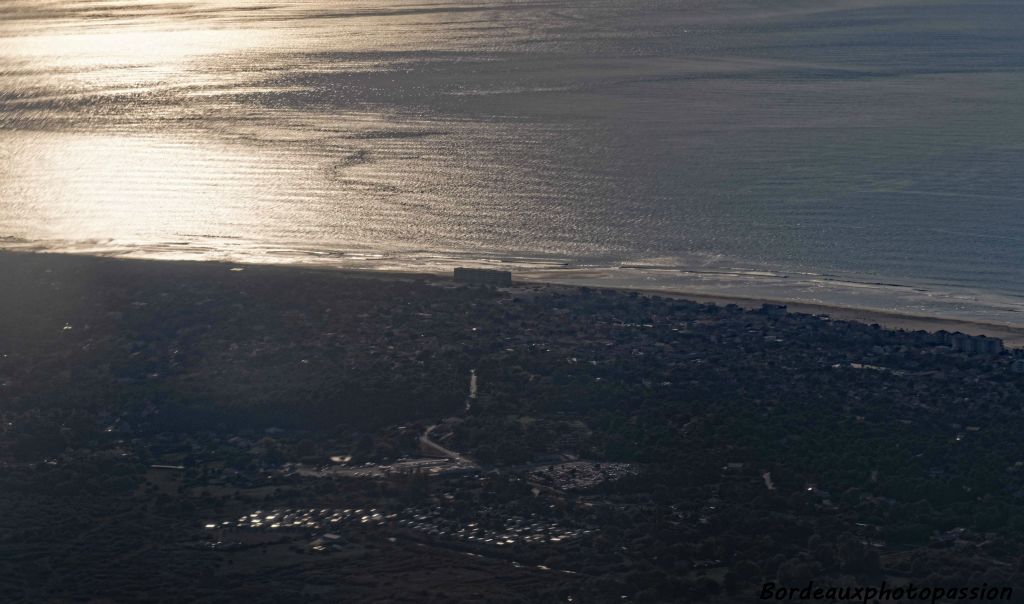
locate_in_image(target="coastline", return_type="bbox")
[513,272,1024,348]
[531,281,1024,348]
[4,250,1023,347]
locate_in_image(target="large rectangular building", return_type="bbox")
[453,267,512,287]
[949,333,1004,355]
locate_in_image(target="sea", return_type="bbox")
[2,0,1023,324]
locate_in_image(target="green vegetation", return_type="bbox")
[2,252,1024,602]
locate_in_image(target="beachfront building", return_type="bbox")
[949,333,1004,355]
[760,303,787,318]
[453,267,512,287]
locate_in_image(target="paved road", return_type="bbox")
[419,424,476,467]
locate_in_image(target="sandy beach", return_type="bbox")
[512,271,1024,348]
[6,250,1023,347]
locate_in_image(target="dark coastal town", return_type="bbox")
[3,252,1024,602]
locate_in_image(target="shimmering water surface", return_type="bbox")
[2,0,1023,322]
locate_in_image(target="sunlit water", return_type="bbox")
[2,0,1024,323]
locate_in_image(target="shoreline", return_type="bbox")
[5,250,1024,347]
[525,279,1024,347]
